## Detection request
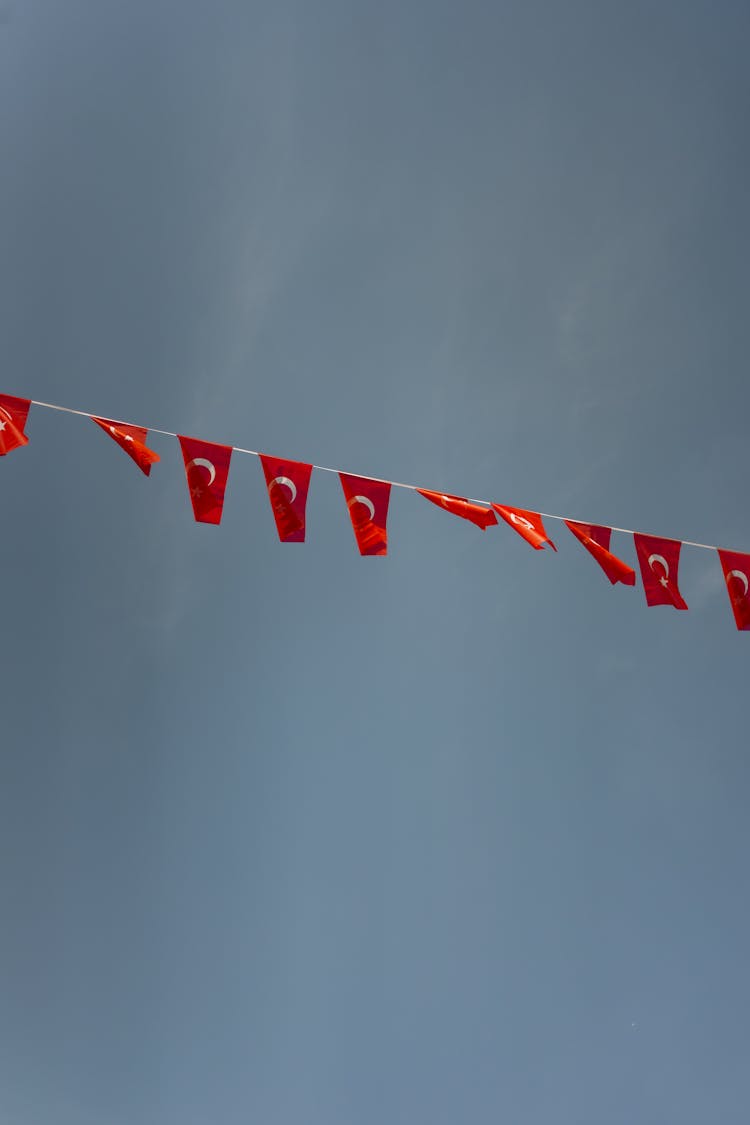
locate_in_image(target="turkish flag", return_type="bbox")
[717,549,750,631]
[0,394,31,456]
[92,416,160,476]
[418,489,497,530]
[259,454,313,542]
[339,473,391,556]
[492,503,557,551]
[178,436,233,525]
[634,533,688,609]
[565,521,636,586]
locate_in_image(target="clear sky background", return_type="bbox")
[3,2,750,1122]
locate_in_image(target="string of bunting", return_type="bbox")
[1,392,748,629]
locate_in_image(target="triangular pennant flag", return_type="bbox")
[259,455,313,542]
[92,417,160,476]
[717,549,750,631]
[339,473,391,556]
[0,394,31,456]
[565,521,636,586]
[178,436,233,525]
[418,489,497,530]
[633,533,688,610]
[492,503,557,551]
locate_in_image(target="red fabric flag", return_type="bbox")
[0,394,31,456]
[418,489,497,530]
[178,436,233,525]
[259,454,313,542]
[339,473,391,556]
[565,521,636,586]
[634,533,688,609]
[717,549,750,631]
[92,416,160,476]
[492,503,557,551]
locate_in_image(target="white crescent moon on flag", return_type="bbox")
[109,425,133,443]
[270,475,297,503]
[0,406,13,430]
[349,494,376,521]
[510,512,535,532]
[648,553,669,577]
[187,457,216,485]
[728,569,749,597]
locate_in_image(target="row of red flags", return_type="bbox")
[2,393,749,629]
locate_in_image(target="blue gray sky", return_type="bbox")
[3,2,750,1122]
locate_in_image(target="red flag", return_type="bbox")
[634,533,688,609]
[565,521,636,586]
[259,454,313,542]
[0,394,31,456]
[178,436,233,525]
[492,503,557,551]
[418,489,497,530]
[92,417,160,476]
[339,473,391,556]
[717,549,750,631]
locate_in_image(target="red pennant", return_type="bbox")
[717,549,750,631]
[339,473,391,556]
[0,394,31,456]
[92,417,160,476]
[178,436,233,525]
[565,521,636,586]
[492,504,557,551]
[634,533,688,610]
[418,489,497,530]
[259,455,313,542]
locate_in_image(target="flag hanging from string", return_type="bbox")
[92,417,160,476]
[178,436,233,525]
[634,534,688,610]
[340,473,391,556]
[492,504,557,551]
[418,489,497,530]
[0,394,31,456]
[717,550,750,631]
[259,455,313,543]
[565,521,636,586]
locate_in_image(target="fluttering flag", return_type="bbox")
[565,521,636,586]
[717,549,750,631]
[339,473,391,555]
[492,503,557,551]
[92,417,160,476]
[0,394,31,456]
[259,454,313,542]
[634,533,688,610]
[178,436,233,525]
[418,489,497,530]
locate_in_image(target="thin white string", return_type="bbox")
[30,397,723,553]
